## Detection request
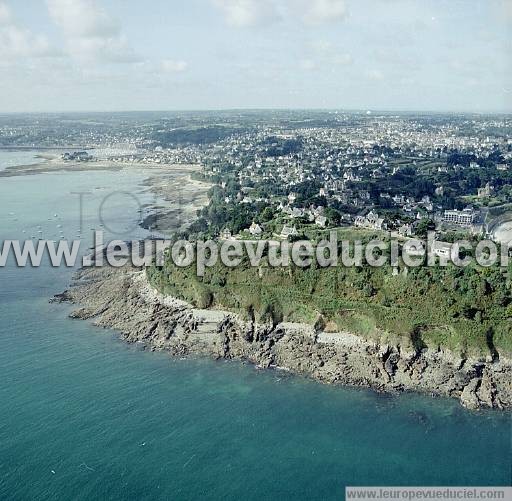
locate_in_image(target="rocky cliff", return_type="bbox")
[54,266,512,410]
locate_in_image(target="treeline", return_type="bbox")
[447,150,504,167]
[148,249,512,358]
[260,136,303,157]
[152,126,246,146]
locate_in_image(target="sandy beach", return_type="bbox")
[140,174,210,233]
[0,155,211,234]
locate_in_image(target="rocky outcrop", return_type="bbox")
[54,266,512,410]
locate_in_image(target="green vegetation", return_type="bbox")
[148,249,512,359]
[152,125,249,146]
[259,136,303,157]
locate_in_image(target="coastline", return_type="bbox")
[7,151,509,411]
[0,156,211,235]
[139,173,210,233]
[54,264,512,410]
[0,156,202,178]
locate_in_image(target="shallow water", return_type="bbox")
[0,154,510,500]
[0,150,45,172]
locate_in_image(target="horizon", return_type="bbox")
[0,0,511,113]
[1,107,512,116]
[1,1,511,497]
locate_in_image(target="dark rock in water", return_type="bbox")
[50,291,72,303]
[54,264,512,411]
[408,410,430,426]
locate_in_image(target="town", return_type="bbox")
[2,110,511,246]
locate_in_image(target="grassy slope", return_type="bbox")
[148,253,512,359]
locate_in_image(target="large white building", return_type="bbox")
[442,208,477,226]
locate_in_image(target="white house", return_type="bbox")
[280,225,298,239]
[354,211,386,231]
[398,223,413,237]
[432,241,452,258]
[249,222,263,236]
[315,215,327,227]
[220,228,232,240]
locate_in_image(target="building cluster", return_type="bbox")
[195,114,510,240]
[1,111,510,244]
[62,151,92,162]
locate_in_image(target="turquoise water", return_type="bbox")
[0,156,510,500]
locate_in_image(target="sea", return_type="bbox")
[0,150,510,500]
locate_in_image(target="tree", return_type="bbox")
[415,219,435,237]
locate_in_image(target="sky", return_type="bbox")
[0,0,510,113]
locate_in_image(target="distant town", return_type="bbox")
[1,110,511,246]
